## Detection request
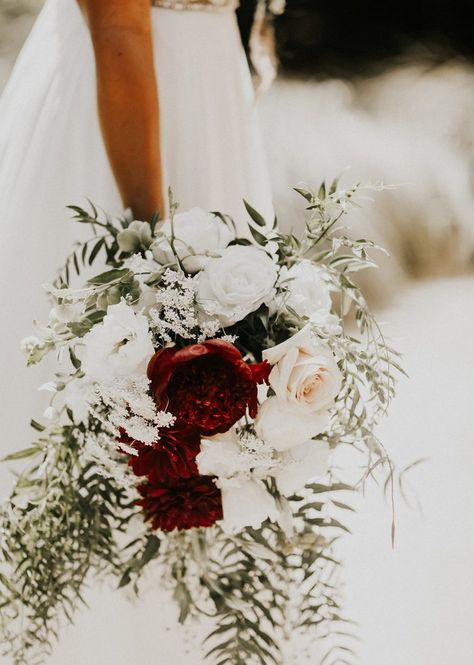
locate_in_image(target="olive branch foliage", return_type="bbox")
[0,182,403,665]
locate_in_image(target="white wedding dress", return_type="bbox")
[0,1,277,664]
[0,0,273,455]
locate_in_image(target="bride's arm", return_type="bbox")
[78,0,163,220]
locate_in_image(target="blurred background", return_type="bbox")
[1,1,473,664]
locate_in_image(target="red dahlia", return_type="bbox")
[119,424,201,483]
[137,476,223,531]
[147,339,270,436]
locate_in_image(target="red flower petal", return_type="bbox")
[120,424,201,483]
[137,476,223,531]
[147,339,262,436]
[250,360,272,385]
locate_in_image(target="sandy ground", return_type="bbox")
[337,276,474,665]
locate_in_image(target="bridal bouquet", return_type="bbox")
[0,184,401,665]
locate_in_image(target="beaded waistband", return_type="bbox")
[151,0,239,11]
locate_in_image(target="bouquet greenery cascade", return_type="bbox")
[0,183,402,665]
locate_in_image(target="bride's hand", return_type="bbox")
[78,0,164,220]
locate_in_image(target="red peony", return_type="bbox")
[137,476,223,531]
[147,339,270,436]
[119,424,201,484]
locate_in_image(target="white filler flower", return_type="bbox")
[197,245,278,326]
[151,208,234,273]
[80,301,154,384]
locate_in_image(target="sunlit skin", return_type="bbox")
[77,0,164,220]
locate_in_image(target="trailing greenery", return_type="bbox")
[0,181,403,665]
[0,422,133,665]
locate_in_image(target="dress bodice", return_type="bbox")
[151,0,239,11]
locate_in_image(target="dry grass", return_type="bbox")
[260,64,474,303]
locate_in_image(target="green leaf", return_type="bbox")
[118,569,132,589]
[229,238,252,247]
[331,500,356,512]
[30,419,46,432]
[139,535,160,567]
[87,268,130,286]
[248,224,268,246]
[67,321,93,337]
[88,237,105,266]
[306,482,354,493]
[293,187,314,203]
[149,211,160,236]
[329,177,339,195]
[1,446,40,462]
[72,252,80,276]
[68,347,81,370]
[244,200,267,227]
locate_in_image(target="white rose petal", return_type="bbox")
[197,245,278,326]
[218,478,280,534]
[274,439,329,496]
[49,303,82,325]
[254,396,329,451]
[43,406,58,421]
[151,208,234,273]
[38,381,58,393]
[263,324,342,413]
[282,260,332,319]
[80,301,154,384]
[196,433,242,478]
[59,377,95,424]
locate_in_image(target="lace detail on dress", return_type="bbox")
[152,0,239,11]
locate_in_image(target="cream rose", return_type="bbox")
[196,245,278,326]
[263,324,342,413]
[254,396,329,451]
[151,208,234,273]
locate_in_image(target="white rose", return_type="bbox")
[218,477,280,534]
[151,208,234,273]
[263,324,342,413]
[254,396,329,451]
[281,260,332,319]
[80,301,154,384]
[196,245,278,326]
[196,432,243,478]
[274,440,329,496]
